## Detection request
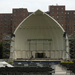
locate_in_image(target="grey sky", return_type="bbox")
[0,0,75,13]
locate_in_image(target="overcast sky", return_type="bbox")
[0,0,75,13]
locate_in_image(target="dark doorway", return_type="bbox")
[35,53,45,58]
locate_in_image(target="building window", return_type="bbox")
[62,12,63,14]
[57,8,59,10]
[52,8,54,10]
[11,15,12,17]
[57,12,59,14]
[24,10,25,12]
[57,16,59,18]
[14,22,16,24]
[1,19,2,21]
[52,16,54,18]
[74,12,75,14]
[4,29,6,31]
[52,12,54,14]
[62,24,63,26]
[61,8,63,10]
[61,16,63,18]
[4,19,6,21]
[4,22,6,24]
[1,26,2,28]
[62,20,63,22]
[57,20,59,22]
[17,10,19,12]
[24,14,25,16]
[67,16,69,18]
[4,26,6,28]
[67,12,69,14]
[68,24,69,25]
[4,15,6,17]
[67,20,69,22]
[14,14,16,16]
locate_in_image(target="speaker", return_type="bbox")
[11,33,15,38]
[63,32,66,38]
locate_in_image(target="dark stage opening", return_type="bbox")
[35,53,45,58]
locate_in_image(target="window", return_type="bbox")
[4,15,6,17]
[1,19,2,21]
[17,10,19,12]
[67,12,69,14]
[62,24,63,26]
[52,16,54,18]
[57,16,59,18]
[57,12,59,14]
[24,14,25,16]
[14,14,16,16]
[57,20,59,22]
[67,16,69,18]
[4,19,6,21]
[24,10,25,12]
[4,22,6,24]
[68,24,69,25]
[1,26,2,28]
[4,29,6,31]
[62,12,63,14]
[14,22,16,24]
[62,20,63,22]
[68,20,69,22]
[52,12,54,14]
[74,12,75,14]
[14,26,15,28]
[61,8,63,10]
[61,16,63,18]
[57,8,59,10]
[1,15,2,17]
[4,26,6,28]
[52,8,54,10]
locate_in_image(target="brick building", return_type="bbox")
[0,5,75,41]
[0,14,12,40]
[12,8,28,32]
[49,5,75,35]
